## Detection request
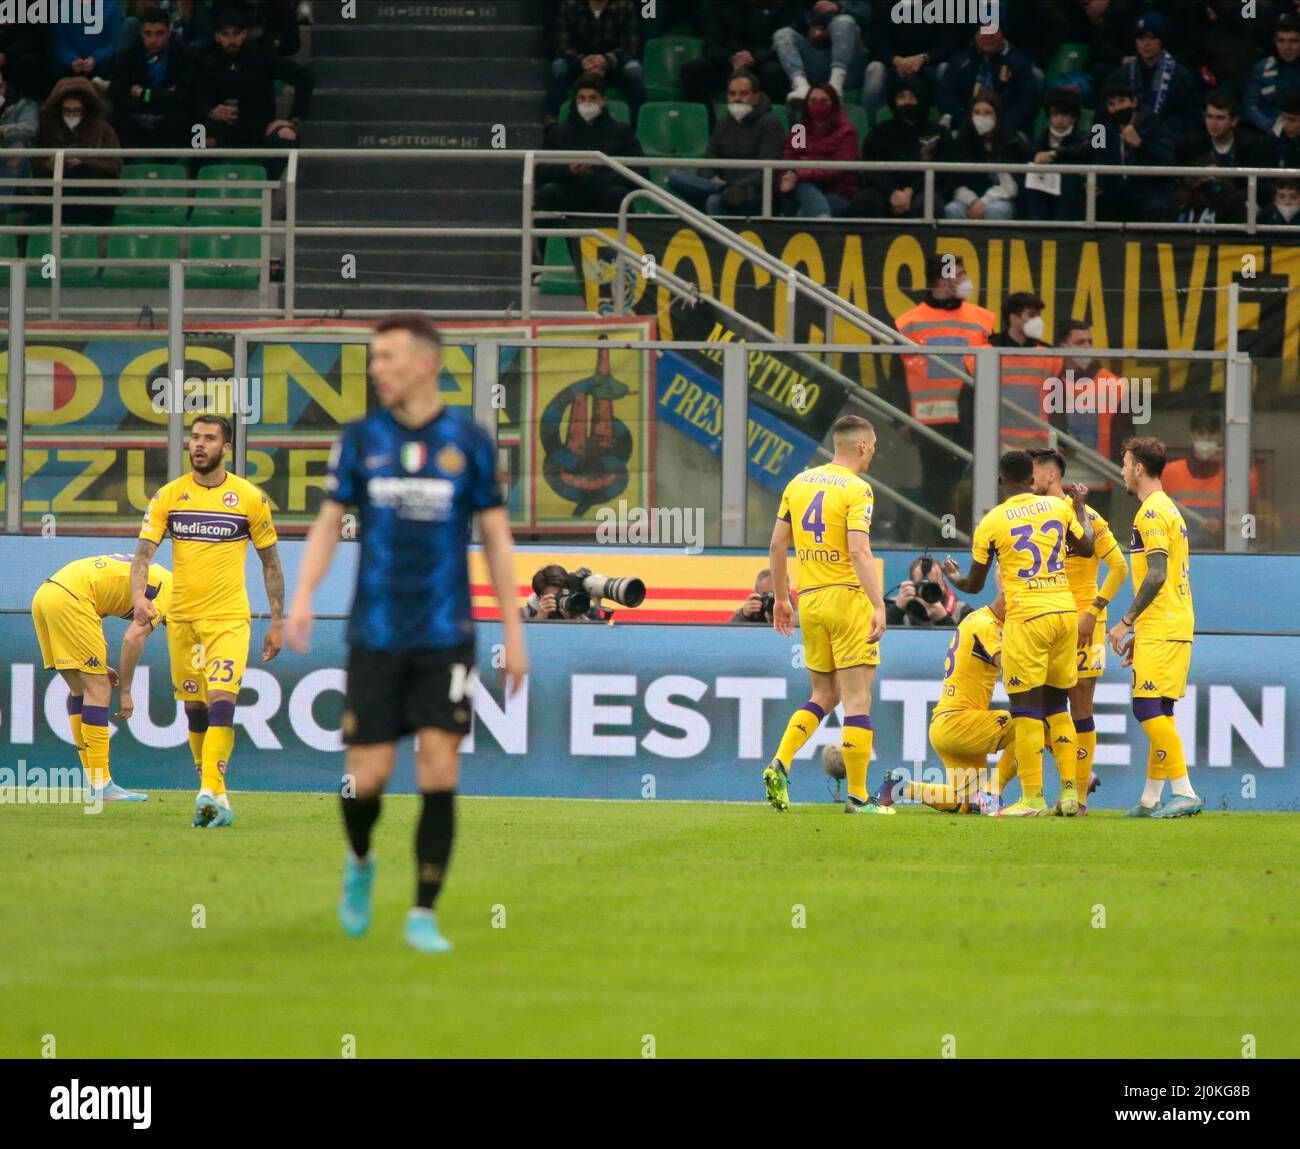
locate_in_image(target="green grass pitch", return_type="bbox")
[2,793,1296,1059]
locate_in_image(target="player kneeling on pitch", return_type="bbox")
[32,554,172,801]
[288,313,528,954]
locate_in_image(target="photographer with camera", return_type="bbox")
[730,569,779,625]
[886,555,974,628]
[522,563,646,621]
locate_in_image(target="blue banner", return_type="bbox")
[2,617,1294,811]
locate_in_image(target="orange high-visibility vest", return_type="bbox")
[895,301,995,426]
[1056,367,1125,490]
[999,343,1064,451]
[1162,460,1224,510]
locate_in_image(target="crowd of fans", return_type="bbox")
[0,1,314,216]
[538,0,1300,224]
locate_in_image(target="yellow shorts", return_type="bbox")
[1131,637,1192,700]
[1002,610,1077,691]
[31,581,109,674]
[798,585,880,674]
[1075,629,1106,680]
[929,708,1013,792]
[167,618,251,702]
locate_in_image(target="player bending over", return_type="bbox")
[32,553,172,801]
[943,450,1094,817]
[1107,437,1202,818]
[762,414,891,815]
[133,414,284,828]
[288,313,528,954]
[1028,447,1128,814]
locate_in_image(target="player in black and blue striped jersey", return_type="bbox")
[288,313,528,954]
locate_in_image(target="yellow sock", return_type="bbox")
[81,704,111,788]
[906,765,981,812]
[774,702,826,771]
[1140,715,1187,780]
[1074,718,1097,798]
[188,731,206,771]
[1045,709,1077,792]
[1012,711,1044,798]
[67,709,90,774]
[201,701,236,796]
[995,744,1017,795]
[841,715,873,802]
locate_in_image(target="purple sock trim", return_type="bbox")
[1043,699,1069,718]
[1133,697,1163,722]
[188,709,210,734]
[801,701,826,721]
[1010,706,1041,720]
[1160,697,1176,717]
[843,714,873,730]
[66,694,84,716]
[1074,716,1096,734]
[81,705,109,727]
[207,699,236,728]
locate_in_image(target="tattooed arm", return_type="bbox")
[1108,551,1166,655]
[258,543,285,662]
[130,539,159,626]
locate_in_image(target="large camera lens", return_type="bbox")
[583,574,646,608]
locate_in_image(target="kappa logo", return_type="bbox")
[997,714,1009,727]
[1007,676,1024,687]
[1144,510,1158,519]
[1055,735,1071,744]
[1142,680,1157,691]
[222,491,239,508]
[795,722,807,734]
[178,492,191,501]
[182,678,199,694]
[85,657,101,669]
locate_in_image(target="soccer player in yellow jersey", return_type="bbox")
[1108,436,1203,818]
[943,450,1095,816]
[763,415,891,814]
[31,553,172,801]
[132,414,285,829]
[876,586,1017,814]
[1028,447,1129,815]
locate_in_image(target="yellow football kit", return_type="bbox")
[778,463,879,673]
[139,472,276,702]
[1064,505,1128,680]
[971,492,1086,691]
[32,554,172,673]
[1129,490,1195,699]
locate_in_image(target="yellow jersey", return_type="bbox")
[1129,489,1194,641]
[140,472,276,622]
[1064,504,1118,615]
[47,553,172,627]
[777,463,873,592]
[971,492,1085,623]
[935,605,1003,715]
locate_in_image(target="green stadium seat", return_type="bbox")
[115,161,189,227]
[101,232,181,288]
[559,97,631,123]
[0,230,17,286]
[196,162,267,203]
[539,235,582,296]
[191,205,263,229]
[186,231,261,290]
[1046,42,1089,88]
[643,36,703,101]
[25,232,99,287]
[844,103,868,142]
[637,101,709,157]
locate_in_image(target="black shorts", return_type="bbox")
[343,645,477,745]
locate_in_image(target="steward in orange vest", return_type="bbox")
[1161,412,1259,547]
[991,291,1062,455]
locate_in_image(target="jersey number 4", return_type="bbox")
[801,490,827,543]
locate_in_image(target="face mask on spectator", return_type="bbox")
[1277,202,1300,221]
[63,113,83,131]
[1111,105,1134,125]
[807,100,833,121]
[971,113,996,135]
[895,102,921,123]
[1192,438,1221,460]
[728,101,752,121]
[1022,315,1045,340]
[954,278,974,300]
[576,101,601,122]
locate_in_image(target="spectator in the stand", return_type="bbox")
[1,17,48,101]
[192,5,313,170]
[771,0,869,107]
[667,69,783,216]
[863,3,961,125]
[991,292,1060,457]
[109,6,192,149]
[1260,176,1300,223]
[680,0,794,115]
[1094,81,1176,222]
[1187,0,1265,103]
[939,27,1039,136]
[137,1,214,51]
[535,73,641,213]
[940,88,1028,221]
[1269,89,1300,165]
[242,0,302,56]
[1161,411,1258,548]
[779,80,858,217]
[730,569,776,624]
[30,76,122,225]
[1107,12,1201,139]
[0,67,39,208]
[885,556,974,628]
[1244,13,1300,135]
[844,74,943,218]
[1177,91,1269,164]
[50,0,125,88]
[1025,87,1091,221]
[546,0,642,125]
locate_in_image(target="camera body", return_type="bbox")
[907,556,945,622]
[534,566,647,619]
